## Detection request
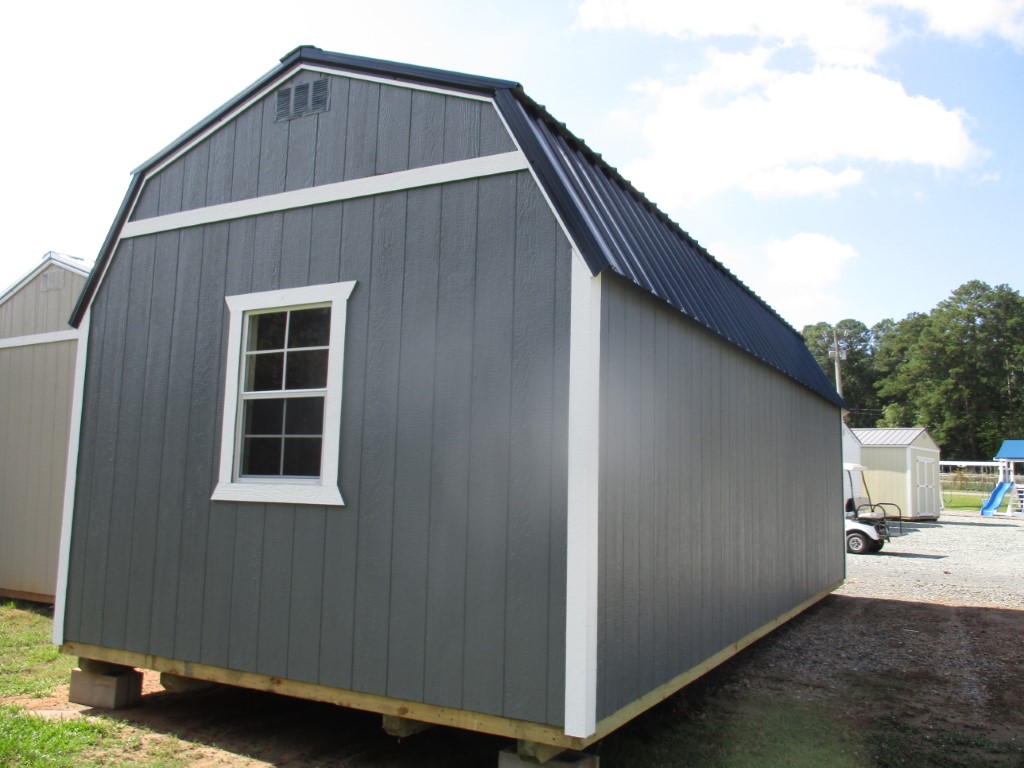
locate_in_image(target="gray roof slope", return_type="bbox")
[852,428,932,447]
[71,46,842,408]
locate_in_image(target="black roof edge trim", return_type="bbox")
[69,175,143,328]
[284,46,520,94]
[506,88,805,343]
[493,89,608,275]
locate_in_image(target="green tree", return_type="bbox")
[875,281,1024,458]
[801,319,879,427]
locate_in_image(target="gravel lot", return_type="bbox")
[838,510,1024,609]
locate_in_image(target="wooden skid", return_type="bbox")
[61,580,839,750]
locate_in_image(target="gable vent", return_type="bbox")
[275,79,330,121]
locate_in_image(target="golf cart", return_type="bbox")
[844,463,902,554]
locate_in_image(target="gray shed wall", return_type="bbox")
[596,275,843,720]
[130,71,516,220]
[64,75,570,728]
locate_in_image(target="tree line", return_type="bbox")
[802,280,1024,460]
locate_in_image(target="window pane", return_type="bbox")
[288,307,331,348]
[248,312,286,351]
[242,437,282,475]
[247,352,284,391]
[283,437,322,476]
[285,397,324,435]
[243,399,283,435]
[285,349,328,389]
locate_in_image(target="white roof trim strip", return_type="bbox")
[121,151,529,239]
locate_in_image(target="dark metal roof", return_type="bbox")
[72,47,842,408]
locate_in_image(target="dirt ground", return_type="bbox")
[8,516,1024,766]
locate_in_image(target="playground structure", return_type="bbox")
[975,440,1024,517]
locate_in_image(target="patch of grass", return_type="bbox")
[597,689,866,767]
[869,716,1024,767]
[0,704,113,767]
[942,492,1004,513]
[0,601,75,698]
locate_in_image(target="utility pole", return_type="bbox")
[829,329,848,423]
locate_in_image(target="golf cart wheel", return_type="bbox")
[869,539,884,552]
[846,531,871,554]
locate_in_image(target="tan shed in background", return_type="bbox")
[852,427,942,520]
[0,253,90,602]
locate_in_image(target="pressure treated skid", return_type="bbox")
[63,581,837,751]
[56,47,845,754]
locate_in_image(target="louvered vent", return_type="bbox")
[311,79,329,111]
[275,79,330,121]
[40,270,65,292]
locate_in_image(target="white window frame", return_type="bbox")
[212,281,355,506]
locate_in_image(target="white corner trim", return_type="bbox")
[122,151,529,239]
[0,329,78,350]
[211,281,355,508]
[52,308,90,645]
[565,254,601,738]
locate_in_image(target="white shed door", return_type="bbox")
[916,457,938,517]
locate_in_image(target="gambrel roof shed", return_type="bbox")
[57,47,844,756]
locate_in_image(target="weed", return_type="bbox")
[0,704,112,767]
[0,601,75,698]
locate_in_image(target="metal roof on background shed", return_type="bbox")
[852,428,934,447]
[71,46,843,408]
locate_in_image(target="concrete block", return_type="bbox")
[498,746,599,767]
[382,714,431,737]
[69,668,143,709]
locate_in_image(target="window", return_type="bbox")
[212,281,355,506]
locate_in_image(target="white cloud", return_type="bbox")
[895,0,1024,47]
[742,166,864,198]
[620,55,982,205]
[577,0,1024,59]
[709,233,858,327]
[576,0,891,66]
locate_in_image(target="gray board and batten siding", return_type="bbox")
[0,256,88,603]
[58,47,843,747]
[596,275,843,720]
[62,67,571,728]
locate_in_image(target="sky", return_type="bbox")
[2,0,1022,330]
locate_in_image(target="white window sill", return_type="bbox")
[211,482,345,506]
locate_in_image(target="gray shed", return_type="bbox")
[54,47,844,754]
[0,252,90,602]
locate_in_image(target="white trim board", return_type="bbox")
[564,256,602,738]
[0,329,78,350]
[52,308,90,645]
[122,152,528,239]
[211,281,355,507]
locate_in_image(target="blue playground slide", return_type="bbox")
[981,481,1014,515]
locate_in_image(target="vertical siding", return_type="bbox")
[0,264,86,600]
[0,265,86,338]
[129,72,516,222]
[67,168,570,729]
[596,275,844,720]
